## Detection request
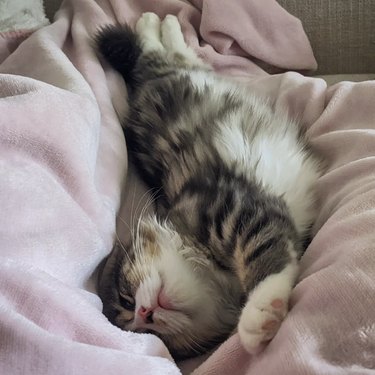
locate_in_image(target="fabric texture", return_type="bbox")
[318,74,375,86]
[43,0,375,75]
[0,0,49,63]
[1,0,375,374]
[278,0,375,74]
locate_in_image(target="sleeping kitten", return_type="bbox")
[95,13,322,359]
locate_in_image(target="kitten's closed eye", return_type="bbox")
[119,294,135,311]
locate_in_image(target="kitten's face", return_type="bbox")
[98,216,242,358]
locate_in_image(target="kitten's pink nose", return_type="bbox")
[138,306,154,323]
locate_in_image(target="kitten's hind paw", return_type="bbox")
[136,12,164,52]
[161,15,185,50]
[161,14,206,67]
[238,261,298,354]
[136,12,161,34]
[238,296,288,354]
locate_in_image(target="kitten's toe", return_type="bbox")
[162,15,181,34]
[136,12,164,52]
[161,15,184,49]
[161,14,206,67]
[238,297,287,354]
[136,12,161,34]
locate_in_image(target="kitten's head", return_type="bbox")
[98,215,242,359]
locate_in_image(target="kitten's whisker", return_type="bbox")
[116,214,137,255]
[115,235,141,283]
[129,186,151,242]
[116,231,144,283]
[167,321,206,353]
[117,214,132,233]
[115,233,134,267]
[133,187,159,223]
[131,187,161,259]
[129,185,137,237]
[139,188,162,221]
[184,335,206,354]
[134,190,159,254]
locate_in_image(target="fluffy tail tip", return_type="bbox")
[94,24,142,84]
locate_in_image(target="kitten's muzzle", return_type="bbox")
[137,286,176,324]
[138,306,154,323]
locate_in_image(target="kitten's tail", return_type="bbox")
[94,24,142,88]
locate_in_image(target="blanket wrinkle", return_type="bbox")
[1,0,375,374]
[199,0,317,72]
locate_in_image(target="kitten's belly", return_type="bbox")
[211,101,320,234]
[185,71,320,233]
[216,123,320,233]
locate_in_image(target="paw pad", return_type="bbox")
[271,298,284,309]
[238,297,288,354]
[261,319,280,331]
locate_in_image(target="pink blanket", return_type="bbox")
[1,0,374,374]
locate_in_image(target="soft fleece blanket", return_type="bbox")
[0,0,374,374]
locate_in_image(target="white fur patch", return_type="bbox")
[0,0,49,32]
[136,13,205,68]
[238,242,299,353]
[130,217,222,335]
[209,86,320,235]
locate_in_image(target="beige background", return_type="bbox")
[43,0,375,75]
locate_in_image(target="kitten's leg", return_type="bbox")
[236,240,299,354]
[135,12,165,53]
[161,15,207,67]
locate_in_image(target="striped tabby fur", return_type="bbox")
[95,13,322,359]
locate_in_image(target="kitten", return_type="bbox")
[95,13,322,359]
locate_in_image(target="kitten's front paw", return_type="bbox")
[238,297,287,354]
